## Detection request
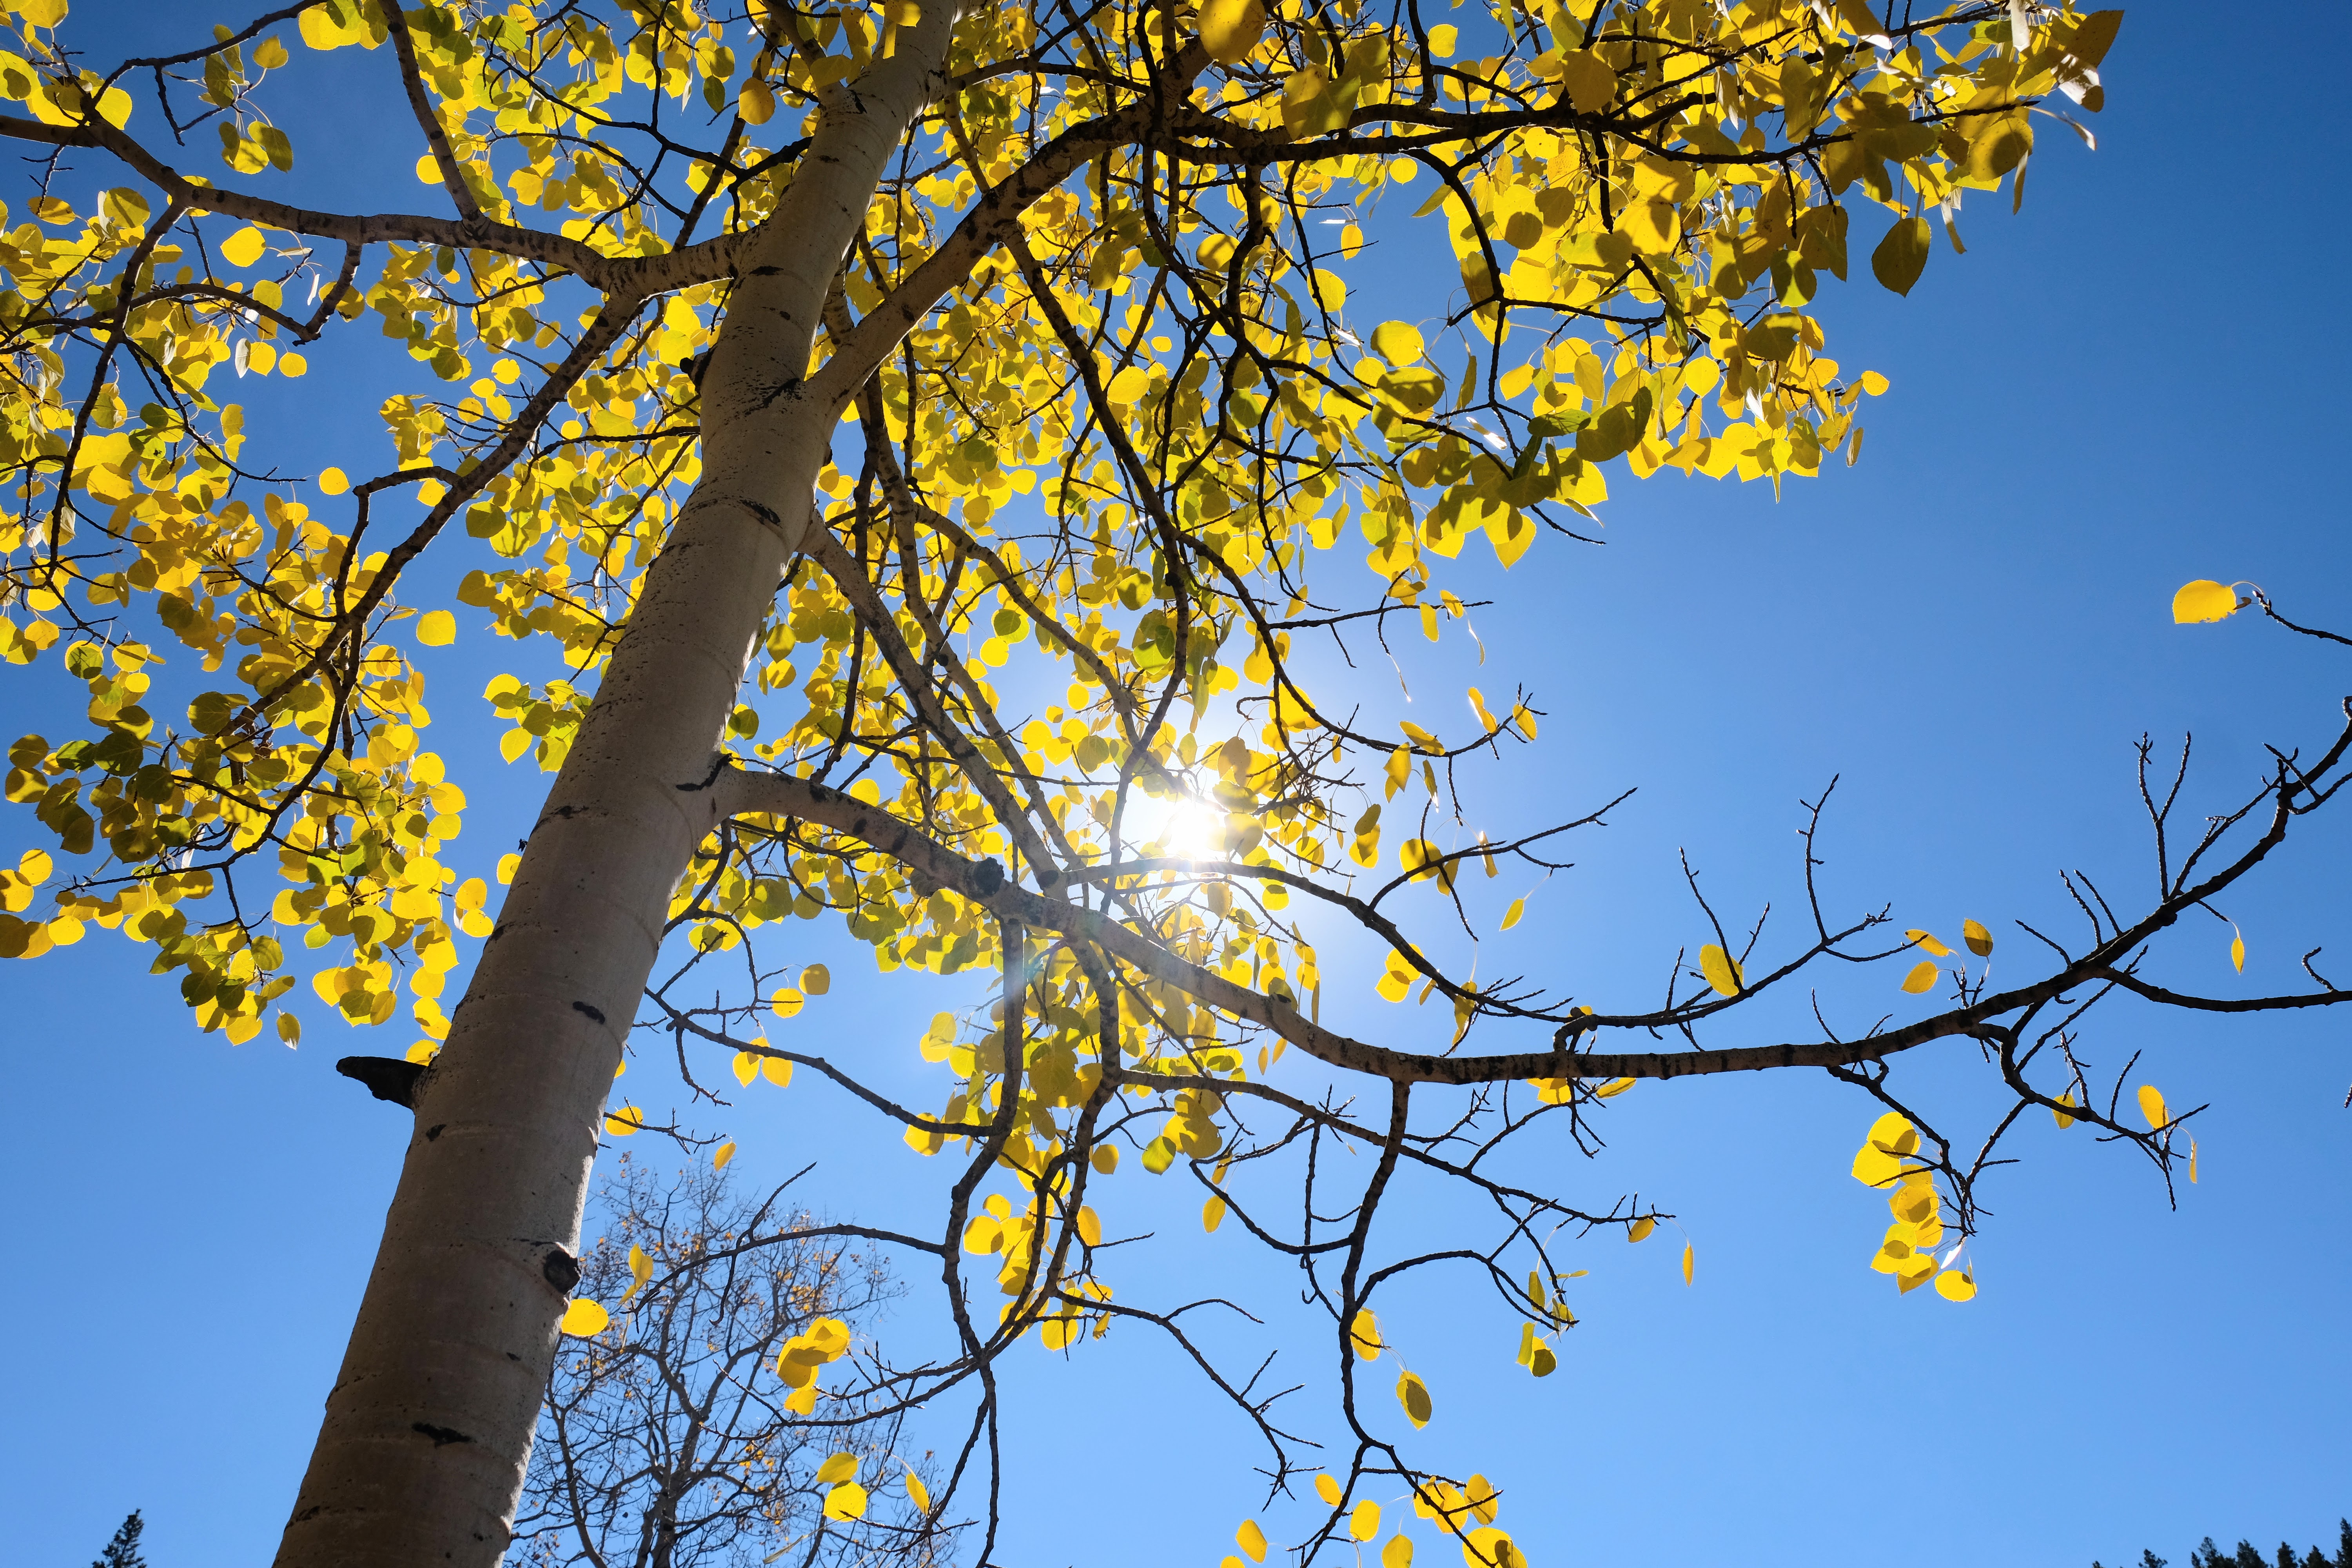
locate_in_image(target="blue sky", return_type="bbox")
[7,5,2348,1566]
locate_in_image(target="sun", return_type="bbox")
[1127,793,1224,860]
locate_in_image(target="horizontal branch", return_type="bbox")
[707,762,2291,1087]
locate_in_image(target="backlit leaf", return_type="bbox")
[1384,1537,1416,1568]
[1500,897,1526,931]
[415,610,456,647]
[713,1141,735,1168]
[1933,1269,1977,1302]
[1681,1241,1694,1285]
[822,1481,867,1521]
[1900,960,1939,994]
[1351,1500,1382,1541]
[1350,1308,1383,1359]
[1198,0,1267,65]
[2137,1084,2168,1129]
[1628,1216,1655,1243]
[1962,918,1994,957]
[1905,929,1951,956]
[1316,1473,1344,1505]
[1371,321,1425,368]
[1870,215,1931,296]
[1237,1520,1268,1563]
[2052,1091,2076,1130]
[219,225,265,268]
[2230,927,2245,973]
[559,1298,609,1336]
[907,1471,931,1513]
[1396,1368,1433,1427]
[2171,579,2239,624]
[1699,943,1741,996]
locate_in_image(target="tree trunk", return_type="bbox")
[271,18,952,1564]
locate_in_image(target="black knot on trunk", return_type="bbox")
[336,1056,426,1109]
[541,1247,581,1296]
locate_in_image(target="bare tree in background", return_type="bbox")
[515,1154,956,1568]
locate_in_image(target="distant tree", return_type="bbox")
[2147,1522,2350,1568]
[513,1152,953,1568]
[89,1511,146,1568]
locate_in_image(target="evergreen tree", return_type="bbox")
[2143,1553,2171,1568]
[90,1512,145,1568]
[2192,1538,2230,1568]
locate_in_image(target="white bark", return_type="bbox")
[271,15,955,1564]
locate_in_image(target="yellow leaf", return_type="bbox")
[1867,1112,1918,1155]
[1905,929,1952,956]
[219,225,265,268]
[1934,1269,1977,1302]
[1962,918,1994,957]
[1396,1368,1433,1428]
[1349,1308,1383,1360]
[1500,897,1526,932]
[739,78,775,124]
[732,1051,758,1086]
[2052,1091,2076,1130]
[415,610,456,647]
[622,1242,652,1304]
[2137,1084,2169,1130]
[1468,686,1501,735]
[1316,1474,1345,1505]
[1681,1241,1694,1286]
[1197,0,1266,64]
[815,1451,858,1485]
[1351,1500,1382,1541]
[1385,1537,1416,1568]
[1628,1216,1655,1243]
[318,466,349,496]
[2171,579,2240,624]
[1871,215,1931,296]
[1202,1196,1226,1232]
[761,1055,793,1088]
[822,1481,867,1521]
[1237,1520,1269,1564]
[770,985,805,1018]
[1555,48,1616,114]
[1462,1527,1526,1568]
[1593,1076,1635,1099]
[1699,944,1741,997]
[1900,959,1939,994]
[2189,1138,2199,1184]
[801,962,831,995]
[2230,928,2245,973]
[714,1141,735,1168]
[15,0,66,27]
[1371,320,1425,368]
[604,1106,643,1136]
[907,1470,931,1514]
[559,1298,609,1336]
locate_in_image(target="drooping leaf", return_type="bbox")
[1396,1368,1433,1428]
[1870,216,1931,295]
